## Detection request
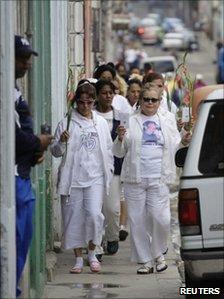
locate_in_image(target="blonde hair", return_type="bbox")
[114,75,128,97]
[129,73,143,82]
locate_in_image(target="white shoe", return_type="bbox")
[155,256,168,272]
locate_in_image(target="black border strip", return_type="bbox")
[181,175,224,179]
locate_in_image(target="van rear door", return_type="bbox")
[197,101,224,248]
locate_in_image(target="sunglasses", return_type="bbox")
[77,100,95,105]
[143,97,159,104]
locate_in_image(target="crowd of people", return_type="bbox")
[15,34,209,296]
[50,60,196,276]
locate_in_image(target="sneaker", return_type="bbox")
[107,241,119,254]
[119,229,129,241]
[155,256,168,272]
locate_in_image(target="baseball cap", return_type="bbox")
[15,35,38,57]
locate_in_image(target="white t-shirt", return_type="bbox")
[140,113,164,178]
[71,111,104,187]
[95,110,113,132]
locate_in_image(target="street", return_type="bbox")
[143,32,217,85]
[42,25,219,299]
[43,232,183,299]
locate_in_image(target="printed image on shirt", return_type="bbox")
[80,132,98,151]
[142,120,163,146]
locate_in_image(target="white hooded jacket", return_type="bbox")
[51,109,114,195]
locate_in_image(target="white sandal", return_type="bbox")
[155,256,168,272]
[137,264,154,275]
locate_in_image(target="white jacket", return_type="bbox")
[51,109,114,195]
[113,108,181,188]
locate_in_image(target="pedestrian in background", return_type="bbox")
[15,35,53,296]
[143,72,177,114]
[113,88,180,274]
[126,78,142,112]
[93,63,132,114]
[95,79,124,255]
[194,74,206,89]
[216,41,224,84]
[51,82,114,274]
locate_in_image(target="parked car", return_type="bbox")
[146,13,162,25]
[162,17,184,33]
[175,86,224,293]
[137,17,161,45]
[181,29,199,51]
[141,55,177,76]
[162,32,188,51]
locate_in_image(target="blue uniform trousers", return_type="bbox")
[16,176,35,297]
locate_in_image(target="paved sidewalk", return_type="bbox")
[43,233,183,299]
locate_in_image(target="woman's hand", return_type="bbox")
[60,130,70,143]
[36,154,45,164]
[117,126,126,142]
[181,131,192,146]
[177,119,184,131]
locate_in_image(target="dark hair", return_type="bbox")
[115,62,125,71]
[74,82,96,101]
[142,72,164,85]
[77,79,91,86]
[93,64,116,79]
[128,78,142,89]
[107,62,115,69]
[95,79,115,95]
[130,66,140,72]
[144,62,153,71]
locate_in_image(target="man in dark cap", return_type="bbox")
[15,35,53,297]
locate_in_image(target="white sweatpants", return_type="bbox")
[124,178,170,264]
[103,175,121,241]
[61,183,105,250]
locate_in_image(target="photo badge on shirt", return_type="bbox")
[142,120,163,146]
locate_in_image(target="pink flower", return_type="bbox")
[67,91,75,102]
[183,93,190,105]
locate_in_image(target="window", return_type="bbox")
[152,61,175,73]
[199,102,224,175]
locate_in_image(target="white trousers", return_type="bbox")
[61,183,105,250]
[103,175,121,241]
[124,178,170,264]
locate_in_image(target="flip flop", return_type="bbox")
[70,266,83,274]
[89,260,101,273]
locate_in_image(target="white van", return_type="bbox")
[142,55,177,77]
[175,87,224,289]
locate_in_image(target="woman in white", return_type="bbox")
[51,82,114,274]
[93,63,133,114]
[113,88,181,274]
[126,78,142,112]
[143,72,178,114]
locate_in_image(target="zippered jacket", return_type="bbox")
[113,108,181,189]
[15,86,41,178]
[51,109,114,195]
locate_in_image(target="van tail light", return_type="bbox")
[178,188,201,236]
[138,27,145,35]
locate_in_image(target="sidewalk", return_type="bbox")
[43,201,184,299]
